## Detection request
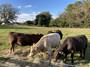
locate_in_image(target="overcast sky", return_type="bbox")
[0,0,81,22]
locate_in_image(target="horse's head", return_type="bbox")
[52,49,64,62]
[29,43,39,57]
[55,30,63,39]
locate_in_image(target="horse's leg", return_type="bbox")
[47,46,52,61]
[47,47,51,56]
[83,44,87,59]
[64,53,67,62]
[8,43,12,55]
[12,43,15,54]
[71,50,74,64]
[83,49,86,59]
[9,42,15,54]
[45,41,52,56]
[80,50,83,58]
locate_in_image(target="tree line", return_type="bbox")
[50,0,90,28]
[0,0,90,28]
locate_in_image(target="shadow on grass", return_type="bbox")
[0,57,59,67]
[0,25,34,29]
[0,42,90,67]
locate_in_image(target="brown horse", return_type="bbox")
[53,35,88,64]
[8,32,43,54]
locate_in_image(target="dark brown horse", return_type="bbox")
[48,30,63,40]
[53,35,88,64]
[8,32,43,54]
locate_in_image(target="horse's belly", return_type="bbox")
[17,41,31,46]
[50,40,60,48]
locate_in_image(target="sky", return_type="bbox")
[0,0,81,22]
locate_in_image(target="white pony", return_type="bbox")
[28,33,61,57]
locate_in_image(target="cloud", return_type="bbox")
[52,15,58,19]
[25,5,32,8]
[16,12,40,22]
[17,5,32,9]
[17,6,22,9]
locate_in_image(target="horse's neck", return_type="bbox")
[59,43,66,51]
[36,41,44,50]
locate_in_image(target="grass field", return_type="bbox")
[0,25,90,67]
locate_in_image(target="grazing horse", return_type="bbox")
[8,32,43,54]
[53,35,88,64]
[47,30,63,39]
[28,32,62,57]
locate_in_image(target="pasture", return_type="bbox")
[0,25,90,67]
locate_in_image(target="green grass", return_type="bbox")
[0,25,90,51]
[0,25,90,66]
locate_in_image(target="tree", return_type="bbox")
[81,0,90,27]
[55,0,90,28]
[49,13,67,27]
[24,20,33,25]
[0,3,19,24]
[65,1,83,27]
[35,12,52,27]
